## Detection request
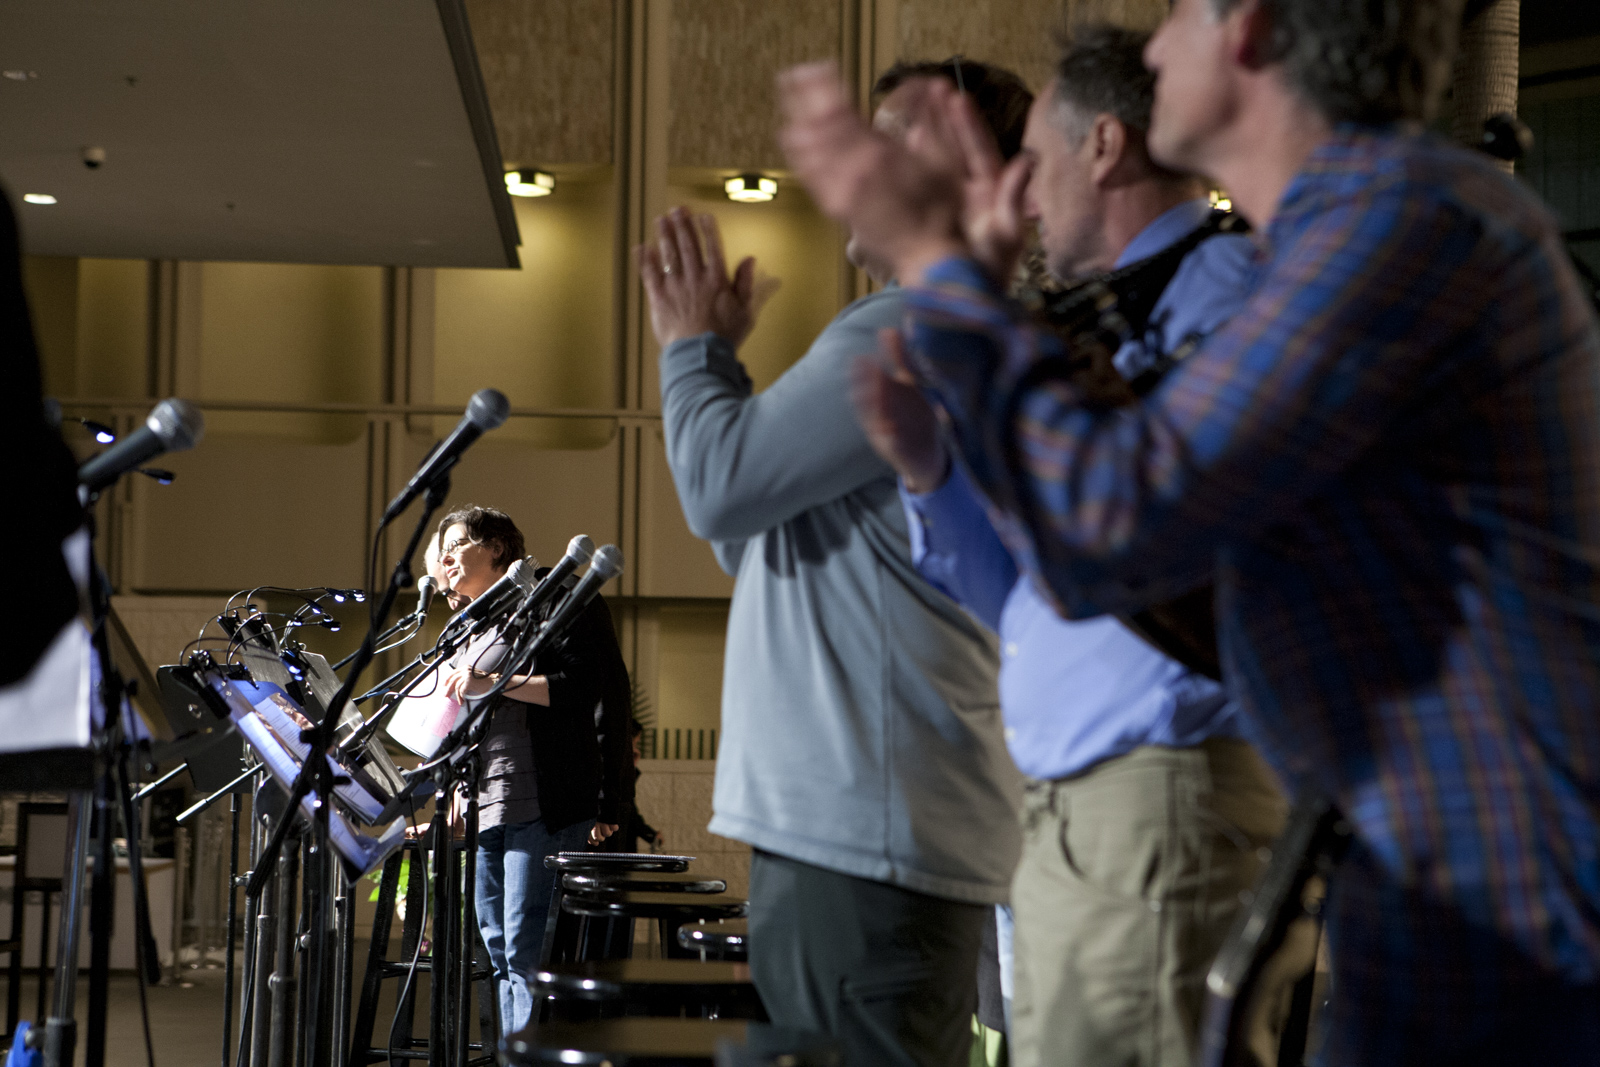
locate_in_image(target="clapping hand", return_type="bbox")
[850,330,950,494]
[638,209,758,349]
[777,62,1032,288]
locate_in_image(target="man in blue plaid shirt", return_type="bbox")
[774,0,1600,1063]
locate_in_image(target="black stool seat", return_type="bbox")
[501,1018,838,1067]
[533,959,764,1020]
[534,959,752,1001]
[563,871,727,895]
[678,919,748,961]
[562,891,748,922]
[545,851,693,873]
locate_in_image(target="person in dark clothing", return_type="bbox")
[623,719,663,852]
[0,186,81,686]
[434,505,631,1033]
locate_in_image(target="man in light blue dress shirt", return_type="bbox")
[854,27,1291,1067]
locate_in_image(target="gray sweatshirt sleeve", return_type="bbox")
[659,290,902,543]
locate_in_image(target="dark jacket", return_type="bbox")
[519,571,634,833]
[0,187,81,685]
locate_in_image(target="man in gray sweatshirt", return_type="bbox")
[635,61,1032,1067]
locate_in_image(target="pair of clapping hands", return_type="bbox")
[637,63,1016,495]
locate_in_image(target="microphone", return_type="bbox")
[514,535,593,624]
[447,557,537,637]
[78,398,204,493]
[414,575,438,620]
[380,389,509,524]
[511,546,623,667]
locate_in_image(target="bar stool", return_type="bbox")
[563,892,747,961]
[562,871,727,895]
[348,839,495,1066]
[540,854,699,965]
[500,1018,839,1067]
[532,959,764,1021]
[677,920,747,963]
[544,852,693,874]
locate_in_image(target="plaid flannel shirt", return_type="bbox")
[905,127,1600,1058]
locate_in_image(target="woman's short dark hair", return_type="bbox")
[1209,0,1462,124]
[872,57,1035,160]
[437,505,526,571]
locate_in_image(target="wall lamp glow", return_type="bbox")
[724,174,777,203]
[505,168,554,197]
[23,193,56,205]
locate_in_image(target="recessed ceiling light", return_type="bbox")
[23,193,56,205]
[725,174,777,203]
[504,168,554,197]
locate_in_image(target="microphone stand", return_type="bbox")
[43,497,164,1067]
[242,474,452,1067]
[332,606,425,672]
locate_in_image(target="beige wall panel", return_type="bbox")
[638,425,735,598]
[23,255,80,396]
[635,759,750,895]
[411,432,624,581]
[895,0,1065,91]
[647,180,844,406]
[126,435,369,592]
[467,0,615,167]
[656,602,728,733]
[77,259,149,399]
[195,262,385,441]
[1069,0,1166,32]
[669,0,842,171]
[434,188,616,446]
[110,595,246,681]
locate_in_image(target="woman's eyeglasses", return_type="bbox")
[441,537,480,557]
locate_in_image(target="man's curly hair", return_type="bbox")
[1210,0,1464,124]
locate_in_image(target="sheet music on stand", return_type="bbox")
[201,669,404,881]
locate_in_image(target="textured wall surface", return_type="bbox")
[669,0,843,170]
[896,0,1164,92]
[468,0,616,166]
[634,759,751,902]
[896,0,1064,92]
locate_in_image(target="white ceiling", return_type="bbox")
[0,0,520,268]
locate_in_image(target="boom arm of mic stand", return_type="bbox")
[177,765,260,824]
[333,611,420,672]
[246,477,449,900]
[338,617,479,758]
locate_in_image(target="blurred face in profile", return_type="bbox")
[847,75,941,283]
[1144,0,1243,176]
[438,522,505,602]
[1020,84,1114,279]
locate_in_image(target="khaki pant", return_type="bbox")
[1011,740,1291,1067]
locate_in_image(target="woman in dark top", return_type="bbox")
[433,505,632,1035]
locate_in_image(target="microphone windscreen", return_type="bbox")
[466,389,510,432]
[147,398,205,451]
[588,545,624,582]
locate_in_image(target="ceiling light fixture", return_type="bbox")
[23,193,56,205]
[504,168,554,197]
[725,174,777,203]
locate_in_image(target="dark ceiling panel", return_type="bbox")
[0,0,519,267]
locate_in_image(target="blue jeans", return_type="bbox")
[475,817,592,1035]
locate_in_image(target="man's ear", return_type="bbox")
[1089,114,1129,187]
[1228,0,1276,70]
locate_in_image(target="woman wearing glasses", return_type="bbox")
[429,504,632,1036]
